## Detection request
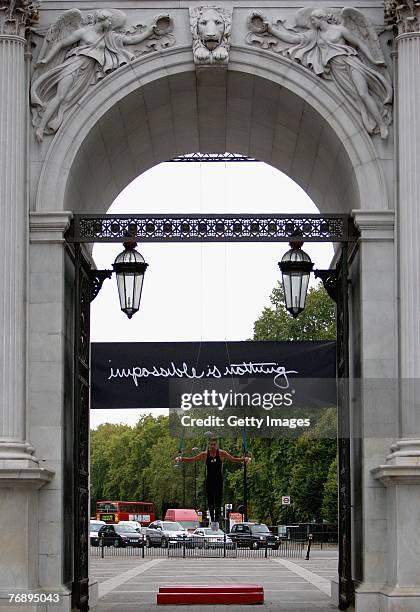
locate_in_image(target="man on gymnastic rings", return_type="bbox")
[176,437,251,530]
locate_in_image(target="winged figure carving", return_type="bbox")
[246,7,393,138]
[31,9,174,142]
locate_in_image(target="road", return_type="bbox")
[91,549,338,611]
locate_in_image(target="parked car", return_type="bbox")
[90,520,106,546]
[98,523,144,547]
[144,520,189,548]
[229,522,281,549]
[190,527,234,549]
[164,509,200,534]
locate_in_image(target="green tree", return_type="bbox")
[321,456,338,523]
[288,435,337,522]
[253,282,335,341]
[248,281,337,525]
[90,423,132,515]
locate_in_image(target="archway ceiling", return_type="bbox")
[65,70,358,215]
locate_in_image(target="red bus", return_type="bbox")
[96,501,155,525]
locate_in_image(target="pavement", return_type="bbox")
[91,549,338,611]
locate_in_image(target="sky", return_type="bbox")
[90,161,333,429]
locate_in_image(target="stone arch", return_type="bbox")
[34,46,389,216]
[25,41,398,612]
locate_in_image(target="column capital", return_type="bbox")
[0,466,55,488]
[351,209,395,241]
[372,463,420,486]
[0,0,40,39]
[29,211,73,244]
[385,0,420,35]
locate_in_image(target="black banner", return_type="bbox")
[91,341,336,410]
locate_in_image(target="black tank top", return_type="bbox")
[206,449,223,481]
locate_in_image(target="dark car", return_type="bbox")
[98,523,144,547]
[229,522,281,549]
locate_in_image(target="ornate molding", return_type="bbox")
[190,5,232,65]
[0,0,40,38]
[385,0,420,35]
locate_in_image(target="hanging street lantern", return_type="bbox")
[278,232,314,318]
[112,241,148,319]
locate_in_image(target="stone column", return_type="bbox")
[378,2,420,465]
[348,212,397,612]
[372,4,420,611]
[392,1,420,456]
[0,0,38,466]
[0,4,54,605]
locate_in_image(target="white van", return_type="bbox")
[89,519,106,546]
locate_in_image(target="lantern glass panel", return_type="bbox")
[116,271,145,318]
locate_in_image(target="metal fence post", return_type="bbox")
[183,534,186,558]
[224,533,226,558]
[142,535,145,558]
[265,542,268,558]
[305,534,313,560]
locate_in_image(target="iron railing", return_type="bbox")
[90,534,307,559]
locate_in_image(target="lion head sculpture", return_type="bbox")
[189,6,232,65]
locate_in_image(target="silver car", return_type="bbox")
[190,527,234,549]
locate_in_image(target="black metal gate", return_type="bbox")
[66,213,356,611]
[336,246,354,610]
[72,244,91,612]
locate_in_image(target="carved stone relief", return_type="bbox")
[29,4,395,143]
[189,5,232,65]
[0,0,40,37]
[30,9,174,142]
[384,0,420,34]
[246,8,393,139]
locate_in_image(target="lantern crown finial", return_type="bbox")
[289,229,304,250]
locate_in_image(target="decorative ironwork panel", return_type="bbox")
[167,152,258,162]
[67,214,353,244]
[336,245,354,610]
[72,244,91,612]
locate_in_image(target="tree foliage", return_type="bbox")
[253,282,336,341]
